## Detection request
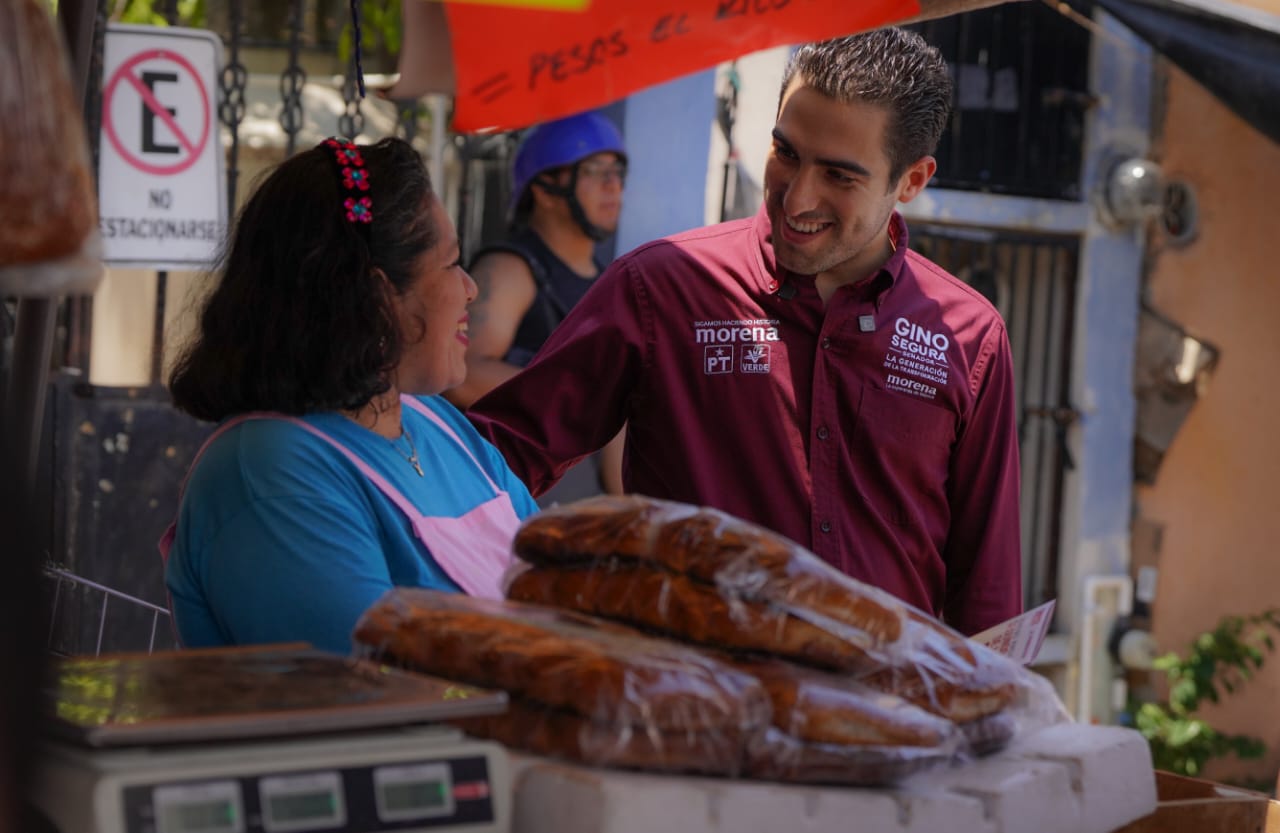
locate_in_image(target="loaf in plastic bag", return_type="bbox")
[0,0,101,295]
[353,588,773,776]
[505,495,1068,780]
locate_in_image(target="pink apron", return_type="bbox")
[158,395,519,600]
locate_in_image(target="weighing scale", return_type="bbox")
[31,644,513,833]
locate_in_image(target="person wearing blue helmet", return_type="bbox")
[447,109,628,504]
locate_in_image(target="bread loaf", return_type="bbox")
[506,563,882,671]
[452,698,753,777]
[353,588,772,734]
[513,495,906,649]
[958,711,1017,757]
[732,658,957,749]
[859,611,1018,723]
[0,0,97,269]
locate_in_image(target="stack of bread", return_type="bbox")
[354,495,1043,786]
[505,495,1023,778]
[353,588,772,776]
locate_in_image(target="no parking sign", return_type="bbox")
[98,25,225,269]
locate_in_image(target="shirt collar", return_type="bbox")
[751,203,780,294]
[753,204,911,302]
[875,212,910,303]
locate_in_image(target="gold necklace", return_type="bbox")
[392,426,425,477]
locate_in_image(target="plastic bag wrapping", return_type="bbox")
[510,495,920,669]
[731,658,961,785]
[505,562,888,672]
[745,729,954,786]
[352,588,773,776]
[451,699,757,777]
[505,495,1071,775]
[0,0,101,295]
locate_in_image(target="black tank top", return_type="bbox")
[472,228,600,367]
[469,229,609,507]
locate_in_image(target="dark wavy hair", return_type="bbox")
[781,28,953,183]
[169,137,438,421]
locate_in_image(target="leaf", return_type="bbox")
[1168,719,1206,747]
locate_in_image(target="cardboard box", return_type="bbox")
[1115,771,1280,833]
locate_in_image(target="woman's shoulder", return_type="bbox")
[187,414,368,500]
[403,395,479,438]
[404,396,508,467]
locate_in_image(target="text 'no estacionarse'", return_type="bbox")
[101,217,222,242]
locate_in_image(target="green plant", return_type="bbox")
[337,0,402,69]
[109,0,207,27]
[1130,608,1280,779]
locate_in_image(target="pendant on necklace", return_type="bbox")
[395,427,427,477]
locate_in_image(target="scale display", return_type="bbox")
[154,782,243,833]
[375,763,454,822]
[260,772,345,832]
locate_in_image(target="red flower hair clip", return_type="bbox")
[320,137,373,224]
[344,196,373,224]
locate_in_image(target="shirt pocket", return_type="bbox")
[851,384,957,527]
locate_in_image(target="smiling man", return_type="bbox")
[468,29,1023,636]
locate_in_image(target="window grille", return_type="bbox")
[909,224,1079,609]
[910,4,1093,200]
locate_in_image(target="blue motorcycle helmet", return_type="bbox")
[508,110,627,241]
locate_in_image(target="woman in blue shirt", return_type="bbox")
[162,137,538,654]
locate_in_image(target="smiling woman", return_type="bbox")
[159,137,539,655]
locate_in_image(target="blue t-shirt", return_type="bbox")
[164,395,538,654]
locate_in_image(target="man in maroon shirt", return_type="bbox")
[468,28,1022,636]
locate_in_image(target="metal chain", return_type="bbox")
[157,0,180,389]
[339,61,365,141]
[218,0,248,216]
[279,0,307,156]
[66,0,112,376]
[83,0,110,184]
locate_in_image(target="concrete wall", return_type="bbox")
[1139,63,1280,785]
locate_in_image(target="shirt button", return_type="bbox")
[821,337,831,349]
[820,520,832,533]
[817,426,829,440]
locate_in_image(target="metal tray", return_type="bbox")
[43,642,508,747]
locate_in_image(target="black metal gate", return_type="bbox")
[909,2,1093,200]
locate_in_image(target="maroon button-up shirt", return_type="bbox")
[470,207,1022,635]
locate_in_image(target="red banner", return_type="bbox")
[443,0,921,132]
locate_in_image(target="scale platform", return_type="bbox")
[32,644,512,833]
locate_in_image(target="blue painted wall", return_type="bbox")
[616,69,717,257]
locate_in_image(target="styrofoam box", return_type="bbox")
[508,723,1156,833]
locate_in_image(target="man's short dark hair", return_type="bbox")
[780,28,953,182]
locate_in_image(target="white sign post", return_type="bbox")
[98,25,226,270]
